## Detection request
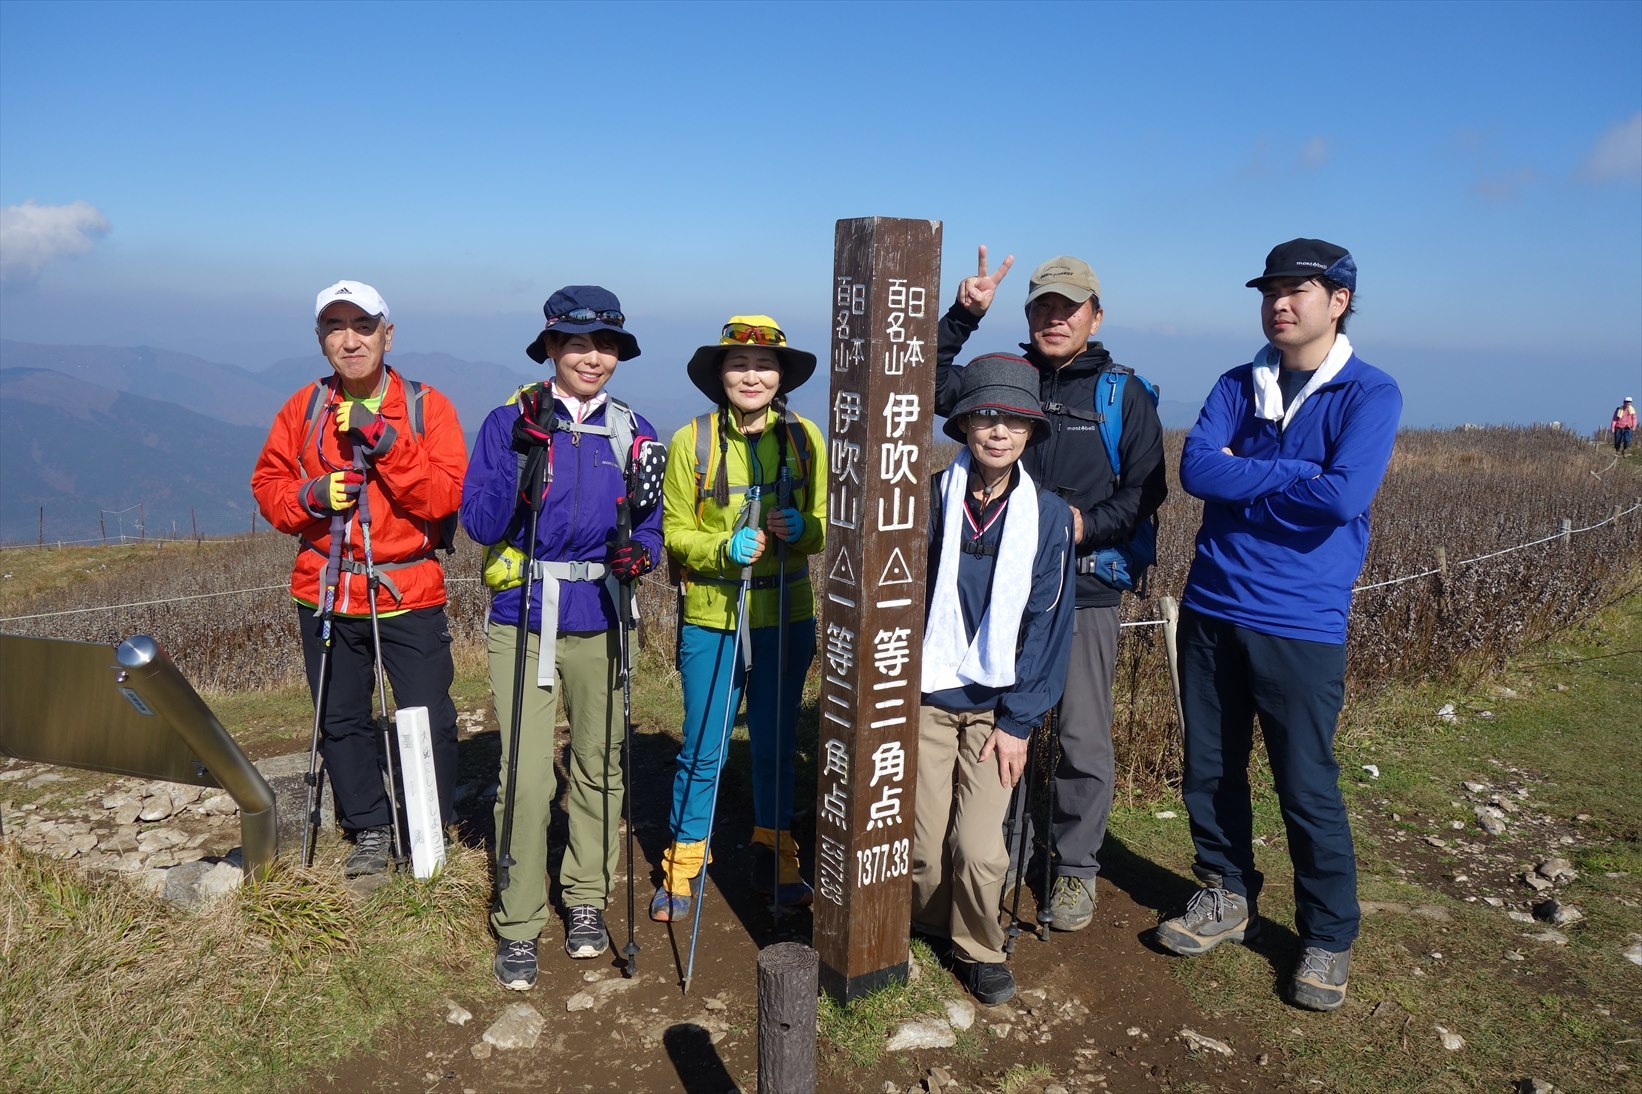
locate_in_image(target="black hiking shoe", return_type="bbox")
[343,825,393,878]
[957,959,1017,1006]
[565,904,609,959]
[494,937,538,991]
[1289,946,1350,1011]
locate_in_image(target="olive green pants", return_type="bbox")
[488,624,624,941]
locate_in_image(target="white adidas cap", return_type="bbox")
[314,280,390,321]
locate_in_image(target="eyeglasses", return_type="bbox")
[722,322,786,346]
[546,308,625,328]
[967,410,1034,435]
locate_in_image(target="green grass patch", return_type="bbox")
[818,939,961,1069]
[1114,594,1642,1092]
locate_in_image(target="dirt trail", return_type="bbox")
[315,739,1293,1094]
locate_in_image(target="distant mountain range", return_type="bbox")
[0,340,537,542]
[0,338,1202,543]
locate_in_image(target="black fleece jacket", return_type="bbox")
[936,302,1168,609]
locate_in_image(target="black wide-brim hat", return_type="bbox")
[684,314,817,404]
[525,285,641,364]
[941,353,1049,443]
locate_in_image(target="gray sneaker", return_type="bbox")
[565,904,609,959]
[1290,946,1349,1011]
[343,825,393,878]
[1155,886,1258,955]
[1046,875,1095,932]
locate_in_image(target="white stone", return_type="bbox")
[1536,858,1577,884]
[1524,929,1569,946]
[566,992,595,1013]
[1434,1025,1465,1051]
[1622,943,1642,967]
[1523,872,1554,892]
[1179,1028,1234,1056]
[444,1001,472,1026]
[483,1003,546,1049]
[197,793,237,816]
[138,792,177,822]
[1153,810,1177,819]
[885,1018,956,1052]
[1361,765,1380,779]
[943,999,975,1031]
[1461,781,1487,793]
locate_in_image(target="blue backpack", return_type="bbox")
[1087,366,1159,594]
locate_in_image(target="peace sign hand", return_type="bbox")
[956,244,1015,318]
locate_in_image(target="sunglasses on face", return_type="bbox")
[722,322,786,346]
[967,409,1034,435]
[547,308,625,328]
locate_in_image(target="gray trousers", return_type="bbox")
[1004,604,1118,880]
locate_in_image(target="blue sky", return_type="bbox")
[2,0,1638,432]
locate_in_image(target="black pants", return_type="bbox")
[1178,607,1358,950]
[298,605,458,831]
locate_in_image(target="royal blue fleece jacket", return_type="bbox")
[1180,342,1401,644]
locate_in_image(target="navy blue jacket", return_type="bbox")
[921,465,1077,738]
[1180,345,1401,643]
[937,303,1167,609]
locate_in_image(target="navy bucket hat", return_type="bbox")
[525,285,640,364]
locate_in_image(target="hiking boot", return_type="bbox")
[957,959,1017,1006]
[493,937,537,991]
[1046,875,1096,932]
[1155,886,1259,956]
[565,904,609,958]
[751,830,814,909]
[343,825,393,878]
[1290,946,1350,1011]
[649,886,691,923]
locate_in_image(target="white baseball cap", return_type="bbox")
[314,280,390,321]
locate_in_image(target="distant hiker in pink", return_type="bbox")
[1612,397,1635,456]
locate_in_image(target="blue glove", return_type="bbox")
[768,506,805,544]
[727,526,762,566]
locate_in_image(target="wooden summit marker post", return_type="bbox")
[814,216,941,1003]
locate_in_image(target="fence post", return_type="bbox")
[139,504,146,541]
[1159,596,1186,739]
[757,942,818,1094]
[1434,546,1450,615]
[1559,517,1571,545]
[100,513,107,545]
[37,507,43,546]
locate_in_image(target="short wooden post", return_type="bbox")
[99,512,107,545]
[813,216,941,1003]
[757,942,818,1094]
[190,507,199,544]
[37,507,43,545]
[1559,517,1571,545]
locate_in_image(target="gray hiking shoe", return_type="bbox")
[494,937,538,991]
[343,825,393,878]
[565,904,609,959]
[1047,875,1096,932]
[1290,946,1350,1011]
[1155,886,1258,955]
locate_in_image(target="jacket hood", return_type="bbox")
[1019,339,1113,377]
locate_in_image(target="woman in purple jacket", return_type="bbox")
[460,286,663,991]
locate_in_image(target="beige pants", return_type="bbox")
[910,705,1013,964]
[488,625,623,940]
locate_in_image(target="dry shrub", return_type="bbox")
[4,427,1636,792]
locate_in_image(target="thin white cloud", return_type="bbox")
[1299,135,1329,171]
[1470,167,1540,203]
[0,200,111,284]
[1579,112,1642,183]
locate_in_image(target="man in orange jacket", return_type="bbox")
[251,280,467,876]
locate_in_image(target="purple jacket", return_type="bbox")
[461,392,664,633]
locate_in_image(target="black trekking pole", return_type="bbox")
[769,467,793,927]
[302,512,347,867]
[355,453,406,866]
[497,429,552,895]
[682,558,753,994]
[1038,709,1059,941]
[609,493,640,978]
[1003,727,1037,960]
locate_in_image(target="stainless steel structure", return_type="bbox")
[0,633,277,877]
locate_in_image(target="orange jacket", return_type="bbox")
[251,366,467,615]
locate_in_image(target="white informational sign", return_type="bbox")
[395,706,446,879]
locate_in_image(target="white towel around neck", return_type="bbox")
[1251,333,1353,430]
[921,449,1039,693]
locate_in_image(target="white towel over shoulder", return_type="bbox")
[921,449,1038,693]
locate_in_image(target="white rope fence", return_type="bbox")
[2,502,1637,627]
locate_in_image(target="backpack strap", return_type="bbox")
[1094,368,1129,482]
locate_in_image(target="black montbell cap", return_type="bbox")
[1247,238,1357,291]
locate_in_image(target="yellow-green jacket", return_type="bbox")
[663,407,827,631]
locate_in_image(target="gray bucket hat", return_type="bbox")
[942,353,1048,442]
